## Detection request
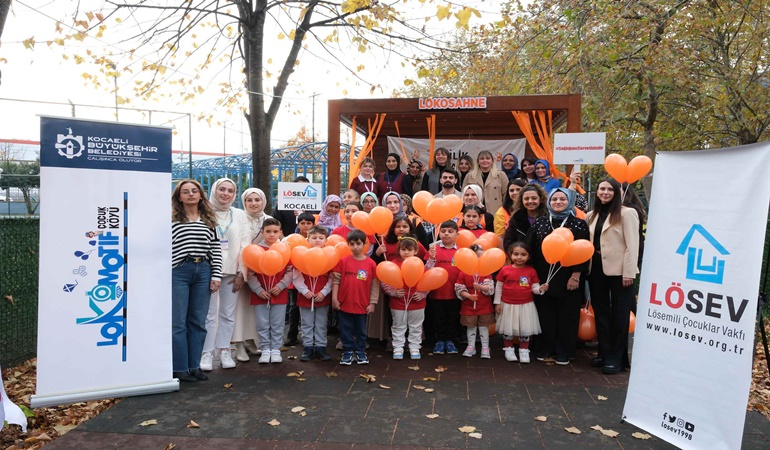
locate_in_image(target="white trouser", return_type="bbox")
[390,308,425,351]
[255,303,287,351]
[203,274,239,352]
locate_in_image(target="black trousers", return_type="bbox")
[534,290,581,359]
[588,258,633,367]
[426,298,461,343]
[285,289,300,341]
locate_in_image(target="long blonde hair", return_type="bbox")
[172,179,217,228]
[468,150,502,182]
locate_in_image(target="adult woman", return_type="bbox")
[503,184,548,250]
[532,159,562,193]
[520,157,538,183]
[460,184,495,232]
[231,187,272,361]
[360,192,378,213]
[421,147,451,194]
[376,153,406,198]
[200,178,249,372]
[402,159,424,197]
[317,195,343,233]
[382,191,406,218]
[462,150,509,215]
[527,188,589,365]
[586,179,640,375]
[500,153,520,182]
[349,157,380,198]
[171,179,222,382]
[456,154,474,189]
[493,179,527,238]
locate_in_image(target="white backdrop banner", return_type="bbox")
[32,117,177,407]
[622,143,770,449]
[386,137,526,171]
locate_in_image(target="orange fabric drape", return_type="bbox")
[349,113,386,185]
[394,121,410,164]
[349,116,357,181]
[511,110,568,185]
[426,114,436,168]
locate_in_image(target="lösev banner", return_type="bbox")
[622,143,770,449]
[386,137,526,172]
[32,117,177,408]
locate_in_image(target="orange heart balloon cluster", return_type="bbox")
[456,230,500,250]
[351,206,394,236]
[376,257,448,291]
[454,247,506,277]
[242,242,291,276]
[541,228,593,267]
[604,153,653,184]
[411,191,463,224]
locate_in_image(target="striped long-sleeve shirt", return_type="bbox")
[172,220,223,281]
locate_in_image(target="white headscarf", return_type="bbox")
[241,188,267,220]
[463,184,484,208]
[209,178,237,212]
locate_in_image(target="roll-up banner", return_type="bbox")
[622,143,770,449]
[32,117,177,408]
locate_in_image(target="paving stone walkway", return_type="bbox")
[47,340,769,449]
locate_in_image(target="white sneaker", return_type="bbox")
[270,349,283,363]
[480,347,491,359]
[200,351,213,371]
[504,347,518,362]
[518,349,530,364]
[220,349,236,369]
[462,345,476,357]
[258,350,271,364]
[393,348,404,360]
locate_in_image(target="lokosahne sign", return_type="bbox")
[418,96,487,110]
[277,182,323,211]
[553,132,606,165]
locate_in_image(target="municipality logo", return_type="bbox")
[55,127,85,159]
[675,224,729,284]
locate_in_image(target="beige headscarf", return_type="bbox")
[208,178,237,212]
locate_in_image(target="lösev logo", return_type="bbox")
[56,127,85,159]
[283,185,318,198]
[675,224,729,284]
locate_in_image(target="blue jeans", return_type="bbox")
[338,311,367,352]
[172,260,211,372]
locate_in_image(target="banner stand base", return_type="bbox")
[30,380,179,408]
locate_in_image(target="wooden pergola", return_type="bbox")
[326,94,582,195]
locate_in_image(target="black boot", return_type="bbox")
[315,346,332,361]
[300,346,314,362]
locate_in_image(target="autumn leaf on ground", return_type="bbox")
[223,383,233,389]
[53,424,77,436]
[291,406,306,413]
[632,432,652,440]
[597,395,608,401]
[325,371,338,377]
[299,411,307,416]
[535,416,548,422]
[359,374,376,383]
[5,294,14,305]
[426,413,439,419]
[435,366,447,373]
[296,378,306,381]
[24,433,53,443]
[163,444,176,450]
[565,426,581,434]
[458,425,476,433]
[424,388,435,393]
[267,419,280,426]
[413,385,425,390]
[139,419,158,427]
[408,365,420,370]
[469,432,482,439]
[287,371,304,377]
[423,376,437,381]
[590,425,603,431]
[187,420,200,428]
[601,429,619,437]
[379,384,391,389]
[287,356,298,360]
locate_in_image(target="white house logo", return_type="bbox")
[675,224,729,284]
[304,185,318,198]
[55,127,85,159]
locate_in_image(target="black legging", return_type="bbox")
[588,256,633,367]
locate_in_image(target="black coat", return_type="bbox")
[526,215,590,298]
[503,208,540,250]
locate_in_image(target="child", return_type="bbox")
[375,216,427,261]
[317,195,343,234]
[247,218,293,364]
[424,220,461,354]
[332,229,380,365]
[296,212,316,237]
[381,237,428,360]
[332,202,363,239]
[285,211,316,346]
[494,242,547,363]
[460,205,487,238]
[292,225,333,362]
[342,189,361,205]
[350,157,380,198]
[360,192,378,213]
[455,244,495,358]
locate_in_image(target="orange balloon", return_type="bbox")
[475,238,494,251]
[259,250,285,276]
[454,248,479,276]
[551,227,574,245]
[480,232,499,248]
[415,267,448,291]
[412,191,434,218]
[541,234,568,265]
[326,234,346,246]
[291,246,308,274]
[629,311,636,333]
[376,261,404,288]
[443,194,464,218]
[456,229,476,248]
[351,211,376,235]
[426,198,454,223]
[283,233,309,249]
[578,306,597,341]
[401,256,425,288]
[627,155,652,183]
[323,246,340,273]
[478,248,505,276]
[270,242,291,267]
[242,244,265,273]
[305,247,327,277]
[604,153,628,183]
[369,206,394,235]
[488,322,496,336]
[335,242,352,259]
[559,239,594,267]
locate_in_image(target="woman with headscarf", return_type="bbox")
[526,187,589,365]
[532,159,562,194]
[501,153,520,182]
[171,179,222,382]
[231,187,272,362]
[503,184,548,250]
[462,150,509,214]
[586,179,639,375]
[360,192,378,214]
[199,178,250,372]
[421,147,452,194]
[316,195,343,233]
[376,153,406,198]
[458,184,495,232]
[402,159,424,197]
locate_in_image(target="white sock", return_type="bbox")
[479,326,489,348]
[466,326,477,346]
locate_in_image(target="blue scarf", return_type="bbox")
[501,153,520,181]
[547,187,576,220]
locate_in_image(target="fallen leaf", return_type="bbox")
[187,420,200,428]
[379,384,391,389]
[423,376,437,381]
[590,425,604,431]
[458,425,476,433]
[601,429,619,438]
[163,444,176,450]
[139,419,158,427]
[408,365,420,371]
[426,413,439,419]
[4,294,14,305]
[287,371,305,377]
[413,385,426,390]
[632,432,652,440]
[223,383,233,389]
[359,374,376,383]
[296,378,306,382]
[24,433,52,443]
[597,395,608,401]
[325,372,338,377]
[267,419,280,426]
[291,406,306,413]
[435,366,447,373]
[287,356,298,360]
[53,424,77,436]
[469,432,482,439]
[535,416,548,422]
[299,411,307,416]
[424,388,435,393]
[565,426,581,434]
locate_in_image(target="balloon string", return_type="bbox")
[546,264,563,284]
[473,275,479,310]
[403,287,412,323]
[310,276,317,312]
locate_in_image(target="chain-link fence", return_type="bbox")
[0,218,39,367]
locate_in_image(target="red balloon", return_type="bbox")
[415,268,448,291]
[242,244,265,273]
[559,239,594,267]
[376,261,404,288]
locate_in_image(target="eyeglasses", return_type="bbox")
[181,189,200,194]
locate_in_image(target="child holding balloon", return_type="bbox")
[425,220,462,355]
[247,218,293,364]
[494,242,547,363]
[376,217,428,261]
[454,244,496,358]
[459,205,487,238]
